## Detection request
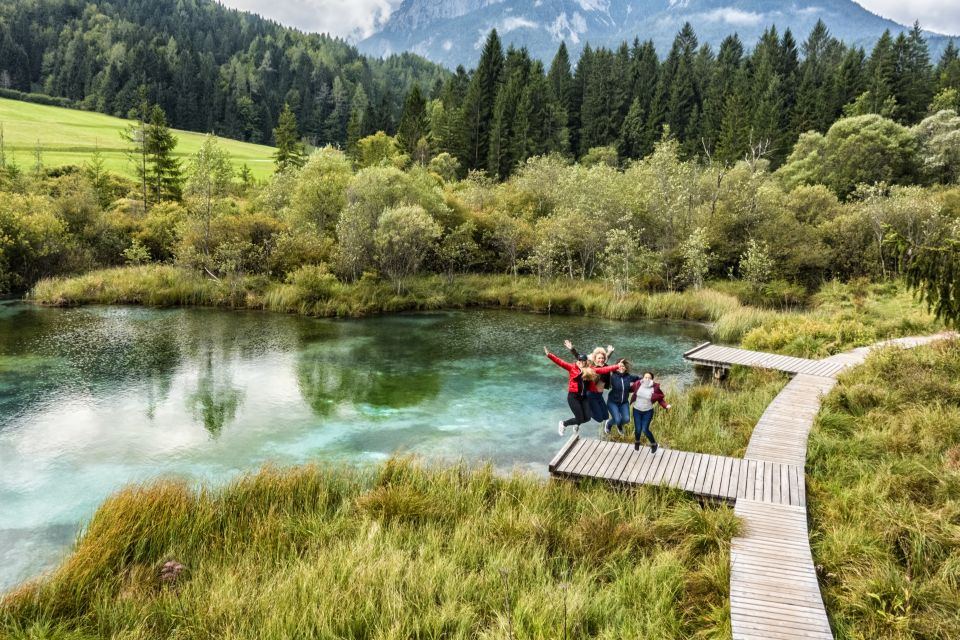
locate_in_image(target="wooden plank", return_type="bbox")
[711,456,729,497]
[771,463,781,504]
[555,438,590,475]
[584,441,615,478]
[681,453,703,492]
[568,438,601,476]
[627,448,657,484]
[693,454,713,495]
[641,449,668,486]
[548,434,580,472]
[668,451,689,488]
[602,444,630,481]
[650,449,676,485]
[719,456,733,499]
[745,459,757,500]
[617,448,643,483]
[590,441,618,479]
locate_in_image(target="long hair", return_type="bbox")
[617,358,631,374]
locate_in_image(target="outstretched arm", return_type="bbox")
[545,348,576,371]
[605,344,615,357]
[563,339,581,360]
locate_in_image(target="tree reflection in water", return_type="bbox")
[188,348,243,437]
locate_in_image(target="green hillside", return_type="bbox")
[0,98,276,180]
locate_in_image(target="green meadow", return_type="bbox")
[0,98,276,180]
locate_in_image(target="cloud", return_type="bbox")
[697,8,765,27]
[854,1,960,36]
[501,17,539,32]
[218,0,403,40]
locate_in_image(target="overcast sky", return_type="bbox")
[218,0,960,40]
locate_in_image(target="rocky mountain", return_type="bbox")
[359,0,957,68]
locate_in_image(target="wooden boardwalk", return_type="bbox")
[549,333,955,640]
[684,342,847,377]
[550,437,806,507]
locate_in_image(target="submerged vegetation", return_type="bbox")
[0,460,739,639]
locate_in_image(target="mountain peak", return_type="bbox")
[359,0,956,68]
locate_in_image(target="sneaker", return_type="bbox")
[558,420,566,436]
[617,425,625,437]
[573,424,580,435]
[633,441,640,451]
[603,419,611,435]
[651,443,659,453]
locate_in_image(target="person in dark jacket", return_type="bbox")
[563,340,614,428]
[629,371,671,453]
[544,346,619,436]
[604,359,641,437]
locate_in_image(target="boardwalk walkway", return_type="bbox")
[548,334,954,640]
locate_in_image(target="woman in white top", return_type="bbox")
[630,371,671,453]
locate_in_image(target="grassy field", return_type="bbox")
[0,98,276,180]
[808,339,960,638]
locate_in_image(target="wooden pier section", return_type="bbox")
[549,334,955,640]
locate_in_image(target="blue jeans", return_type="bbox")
[588,391,608,422]
[608,401,630,428]
[633,408,657,445]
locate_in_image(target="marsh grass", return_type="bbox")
[808,339,960,639]
[30,267,940,359]
[1,460,739,639]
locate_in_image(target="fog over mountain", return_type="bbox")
[357,0,957,67]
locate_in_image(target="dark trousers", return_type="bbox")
[564,393,592,426]
[587,391,608,422]
[633,408,657,445]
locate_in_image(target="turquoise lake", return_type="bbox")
[0,303,708,590]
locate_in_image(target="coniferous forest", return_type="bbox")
[2,0,960,178]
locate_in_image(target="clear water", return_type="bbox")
[0,303,708,591]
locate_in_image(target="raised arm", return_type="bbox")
[545,348,576,371]
[605,344,615,357]
[563,339,581,360]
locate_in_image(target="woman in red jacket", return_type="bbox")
[544,346,619,436]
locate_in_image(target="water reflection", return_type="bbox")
[189,348,244,437]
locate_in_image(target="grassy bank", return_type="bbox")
[0,98,275,179]
[0,460,738,639]
[808,339,960,639]
[31,266,941,358]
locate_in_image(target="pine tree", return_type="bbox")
[619,97,647,159]
[461,29,504,171]
[145,104,183,203]
[323,76,351,146]
[273,102,306,172]
[626,39,659,157]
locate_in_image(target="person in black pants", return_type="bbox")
[544,346,619,436]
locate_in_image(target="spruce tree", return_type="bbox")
[793,21,834,135]
[548,42,573,119]
[145,104,183,203]
[397,84,429,156]
[865,30,898,115]
[122,85,150,210]
[461,29,504,171]
[488,47,530,178]
[627,39,659,157]
[894,23,934,123]
[273,102,306,172]
[936,41,960,91]
[701,35,743,155]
